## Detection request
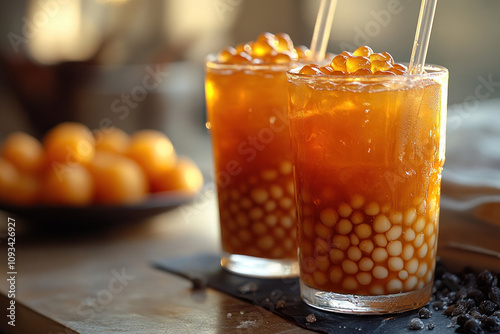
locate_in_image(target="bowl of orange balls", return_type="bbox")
[0,122,204,227]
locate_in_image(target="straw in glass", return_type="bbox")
[309,0,337,63]
[408,0,438,74]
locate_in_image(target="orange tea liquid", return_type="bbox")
[288,65,448,313]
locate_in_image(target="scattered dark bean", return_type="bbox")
[463,318,483,334]
[427,322,435,330]
[479,300,497,316]
[482,315,500,332]
[469,309,486,321]
[456,313,471,326]
[443,272,460,291]
[444,304,456,316]
[451,303,467,316]
[409,318,425,330]
[477,271,496,292]
[418,307,432,319]
[305,313,316,323]
[489,286,500,305]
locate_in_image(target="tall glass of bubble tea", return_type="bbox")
[287,46,448,313]
[205,33,310,277]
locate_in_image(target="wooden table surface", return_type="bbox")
[0,192,499,334]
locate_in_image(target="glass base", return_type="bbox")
[221,252,298,278]
[300,281,432,314]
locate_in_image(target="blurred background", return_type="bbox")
[0,0,499,174]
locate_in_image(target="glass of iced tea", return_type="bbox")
[205,33,310,277]
[287,46,448,313]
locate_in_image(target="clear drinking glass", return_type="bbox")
[205,55,299,278]
[287,65,448,313]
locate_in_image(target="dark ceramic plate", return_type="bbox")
[0,190,197,230]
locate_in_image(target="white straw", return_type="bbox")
[409,0,438,74]
[309,0,337,63]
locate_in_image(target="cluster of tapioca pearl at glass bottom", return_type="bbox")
[218,161,297,259]
[216,32,311,64]
[299,46,409,76]
[300,193,439,295]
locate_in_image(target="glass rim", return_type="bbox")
[205,53,299,71]
[287,64,448,83]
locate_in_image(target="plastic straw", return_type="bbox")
[408,0,438,74]
[309,0,337,63]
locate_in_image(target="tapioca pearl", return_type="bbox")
[271,247,284,258]
[413,217,425,233]
[351,211,364,224]
[236,213,249,227]
[374,234,387,247]
[374,214,391,233]
[283,239,294,251]
[388,257,404,271]
[365,202,380,216]
[329,266,343,283]
[350,234,360,246]
[279,161,293,175]
[273,227,286,240]
[356,272,372,286]
[230,202,239,213]
[347,246,362,261]
[302,219,314,238]
[413,233,425,248]
[320,208,338,227]
[417,280,425,289]
[286,181,294,196]
[249,207,264,220]
[316,255,330,272]
[238,229,252,243]
[332,235,350,250]
[315,237,330,256]
[264,200,277,212]
[351,194,365,209]
[428,234,436,249]
[289,208,296,219]
[302,274,314,286]
[270,185,283,199]
[359,240,374,255]
[403,228,415,242]
[387,279,403,294]
[251,188,269,204]
[370,285,385,295]
[387,241,402,257]
[329,249,345,264]
[280,216,294,229]
[381,204,391,214]
[372,248,388,262]
[337,219,353,235]
[424,222,434,237]
[265,214,278,227]
[279,197,293,210]
[359,257,374,271]
[342,277,359,291]
[404,208,417,226]
[417,243,428,258]
[252,222,268,235]
[404,276,418,291]
[355,224,372,239]
[342,259,358,275]
[240,197,252,209]
[425,270,433,283]
[398,270,409,280]
[338,202,353,218]
[427,199,437,216]
[313,271,328,286]
[386,225,402,241]
[261,169,278,181]
[257,235,274,250]
[417,199,426,215]
[230,189,240,200]
[390,211,403,225]
[290,226,297,239]
[405,258,419,274]
[315,223,331,239]
[373,266,388,279]
[429,248,435,260]
[402,244,414,261]
[416,262,428,278]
